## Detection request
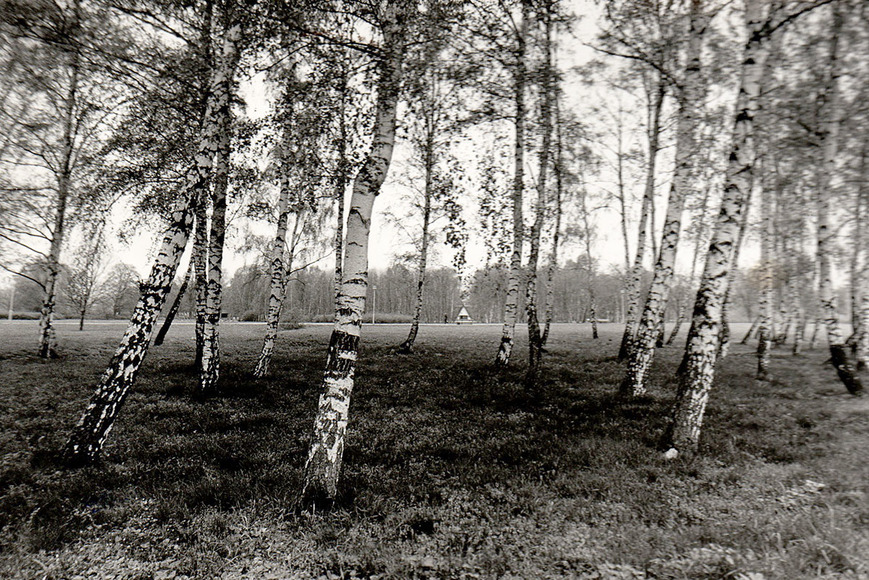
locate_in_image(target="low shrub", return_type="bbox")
[240,310,263,322]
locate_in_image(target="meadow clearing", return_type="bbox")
[0,321,867,579]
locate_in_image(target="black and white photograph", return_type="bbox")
[0,0,867,577]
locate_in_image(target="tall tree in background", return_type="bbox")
[397,37,458,354]
[62,223,108,331]
[0,0,110,357]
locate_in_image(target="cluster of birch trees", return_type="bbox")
[0,0,866,507]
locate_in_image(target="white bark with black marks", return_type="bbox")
[496,2,528,368]
[62,23,243,465]
[663,2,769,456]
[815,3,862,395]
[253,148,294,378]
[619,79,664,361]
[300,10,404,508]
[622,0,706,396]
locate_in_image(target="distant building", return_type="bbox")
[455,305,474,324]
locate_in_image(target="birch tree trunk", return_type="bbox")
[580,184,599,340]
[622,0,705,397]
[496,3,528,367]
[62,24,242,466]
[154,259,194,346]
[39,1,80,358]
[541,90,564,347]
[662,2,769,457]
[300,12,403,508]
[669,184,712,346]
[815,3,863,395]
[198,22,241,395]
[757,175,774,381]
[618,78,665,361]
[398,111,435,354]
[333,67,348,314]
[193,197,209,369]
[856,147,868,369]
[525,4,553,385]
[253,149,293,378]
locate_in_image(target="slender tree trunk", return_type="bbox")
[154,260,194,347]
[815,4,862,395]
[757,173,774,381]
[398,111,435,353]
[198,22,239,395]
[496,3,528,368]
[525,4,553,386]
[62,23,242,466]
[618,78,665,361]
[300,13,403,508]
[856,146,868,369]
[741,316,760,344]
[580,186,599,340]
[39,2,80,358]
[792,291,806,356]
[669,185,711,347]
[622,0,705,397]
[333,67,348,314]
[253,149,294,378]
[667,301,685,345]
[193,198,208,368]
[662,3,769,457]
[541,87,565,347]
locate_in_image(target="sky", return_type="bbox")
[2,0,769,293]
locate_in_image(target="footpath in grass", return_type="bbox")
[0,321,867,579]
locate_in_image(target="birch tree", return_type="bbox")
[300,2,409,508]
[622,0,708,397]
[63,19,244,466]
[662,0,772,457]
[813,1,862,395]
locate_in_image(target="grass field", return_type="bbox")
[0,320,867,579]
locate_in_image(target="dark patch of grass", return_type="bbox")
[0,321,866,578]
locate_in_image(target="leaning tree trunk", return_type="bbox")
[299,14,403,509]
[740,316,760,344]
[622,0,705,397]
[193,194,209,369]
[856,147,868,369]
[39,10,80,358]
[756,172,774,381]
[154,259,194,347]
[333,68,348,314]
[496,5,528,368]
[662,3,769,457]
[618,78,665,361]
[815,4,863,395]
[62,24,242,466]
[525,5,553,386]
[253,149,294,378]
[668,184,712,346]
[398,117,435,354]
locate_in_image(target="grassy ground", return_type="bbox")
[0,320,866,579]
